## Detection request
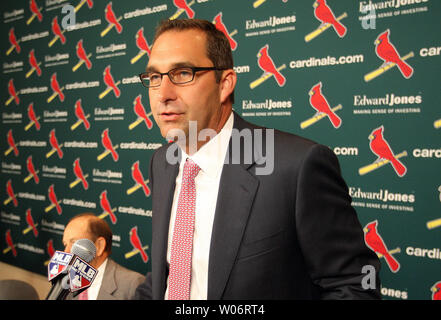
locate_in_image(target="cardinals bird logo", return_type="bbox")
[305,0,347,42]
[359,126,407,177]
[24,208,39,237]
[26,103,41,131]
[431,281,441,300]
[98,128,119,161]
[48,73,65,103]
[24,155,40,184]
[71,99,90,131]
[364,220,400,273]
[127,161,151,197]
[98,190,117,224]
[131,28,151,64]
[46,129,64,159]
[26,49,42,78]
[99,66,121,99]
[126,226,149,263]
[170,0,195,20]
[49,16,66,47]
[74,0,93,13]
[73,39,92,72]
[5,129,19,157]
[364,29,414,82]
[45,184,62,214]
[44,239,56,266]
[70,158,89,190]
[7,28,21,56]
[6,79,20,106]
[101,2,122,37]
[213,13,237,51]
[129,95,153,130]
[4,180,18,207]
[302,82,342,129]
[3,230,17,257]
[250,44,286,89]
[27,0,43,25]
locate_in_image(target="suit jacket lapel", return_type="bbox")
[97,259,117,299]
[207,112,259,299]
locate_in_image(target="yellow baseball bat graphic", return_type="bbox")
[74,0,87,12]
[358,151,407,175]
[72,54,92,72]
[48,33,64,47]
[46,144,63,159]
[23,171,39,183]
[44,201,61,213]
[70,115,90,131]
[170,0,195,20]
[130,51,147,64]
[364,52,414,82]
[6,44,18,56]
[6,96,15,106]
[25,63,41,78]
[125,245,149,259]
[97,146,119,161]
[98,208,116,220]
[26,7,42,25]
[426,218,441,230]
[99,81,121,99]
[377,247,400,259]
[3,197,14,205]
[127,179,149,195]
[250,64,286,89]
[22,224,38,235]
[434,119,441,129]
[4,147,14,156]
[305,12,347,42]
[100,17,122,37]
[300,105,342,129]
[69,175,88,189]
[25,118,40,131]
[253,0,266,8]
[128,118,144,130]
[3,247,12,254]
[47,88,64,103]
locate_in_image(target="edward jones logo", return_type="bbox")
[250,44,286,89]
[359,126,407,177]
[365,29,414,82]
[305,0,347,42]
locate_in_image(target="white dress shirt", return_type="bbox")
[85,258,107,300]
[165,112,234,300]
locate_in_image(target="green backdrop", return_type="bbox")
[1,0,440,300]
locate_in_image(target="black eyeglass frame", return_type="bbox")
[138,66,227,88]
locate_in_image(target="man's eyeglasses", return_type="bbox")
[139,66,227,88]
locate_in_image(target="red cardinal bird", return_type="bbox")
[101,129,119,161]
[26,156,39,184]
[369,126,406,177]
[6,180,18,207]
[27,103,41,130]
[76,40,92,69]
[214,13,237,51]
[173,0,194,18]
[48,185,62,214]
[7,129,19,156]
[134,96,153,129]
[73,158,89,190]
[75,99,90,130]
[257,45,286,86]
[9,28,21,53]
[313,0,346,37]
[51,16,66,44]
[103,66,120,97]
[364,220,400,273]
[6,230,17,257]
[30,0,43,22]
[432,281,441,300]
[29,49,42,76]
[86,0,93,8]
[309,82,342,128]
[49,129,63,159]
[375,29,413,79]
[26,209,38,237]
[47,239,55,258]
[132,161,151,197]
[130,226,148,262]
[50,73,65,102]
[8,79,20,105]
[135,28,151,56]
[100,191,116,224]
[105,2,122,33]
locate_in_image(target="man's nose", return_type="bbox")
[156,74,177,103]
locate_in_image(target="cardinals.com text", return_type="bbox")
[290,54,364,68]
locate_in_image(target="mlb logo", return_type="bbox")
[47,251,73,281]
[68,256,98,292]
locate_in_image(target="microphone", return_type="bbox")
[45,239,97,300]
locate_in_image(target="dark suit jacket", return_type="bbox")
[137,112,381,300]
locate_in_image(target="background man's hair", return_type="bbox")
[153,19,235,103]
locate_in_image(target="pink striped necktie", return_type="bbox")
[78,289,88,300]
[168,158,201,300]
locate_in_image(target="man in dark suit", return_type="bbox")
[135,19,381,300]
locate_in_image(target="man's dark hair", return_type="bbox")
[153,19,235,103]
[68,213,113,254]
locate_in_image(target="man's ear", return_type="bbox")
[95,236,107,257]
[219,69,237,104]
